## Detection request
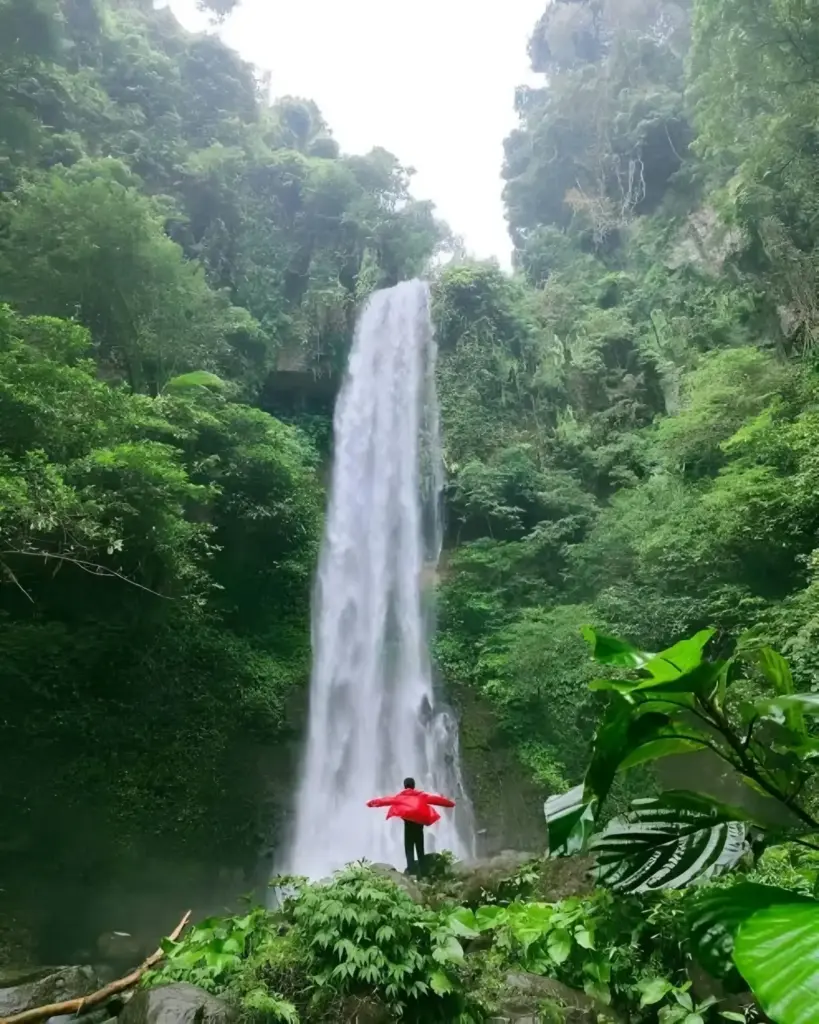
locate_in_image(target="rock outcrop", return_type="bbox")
[369,863,424,903]
[452,851,539,903]
[0,966,100,1018]
[493,972,622,1023]
[118,984,235,1024]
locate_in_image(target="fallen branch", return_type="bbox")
[0,910,192,1024]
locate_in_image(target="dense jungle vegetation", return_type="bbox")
[4,0,819,1020]
[433,0,819,811]
[0,0,450,934]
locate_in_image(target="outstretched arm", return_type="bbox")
[424,793,455,808]
[366,795,395,807]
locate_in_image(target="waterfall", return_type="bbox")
[285,279,474,879]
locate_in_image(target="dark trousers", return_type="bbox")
[404,820,425,875]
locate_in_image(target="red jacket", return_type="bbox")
[366,788,455,826]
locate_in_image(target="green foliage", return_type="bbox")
[144,864,721,1024]
[156,867,491,1023]
[289,865,468,1017]
[655,349,786,478]
[0,301,322,851]
[591,793,748,892]
[0,0,448,382]
[0,168,257,394]
[0,0,449,872]
[454,885,712,1020]
[732,902,819,1024]
[436,0,819,834]
[546,626,819,1022]
[147,909,268,993]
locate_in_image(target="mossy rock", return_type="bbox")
[450,851,539,903]
[369,863,424,903]
[534,855,595,902]
[497,973,623,1024]
[436,851,594,906]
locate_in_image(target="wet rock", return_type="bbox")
[537,855,595,902]
[498,973,622,1024]
[688,962,766,1021]
[118,984,235,1024]
[342,994,390,1023]
[664,206,742,276]
[0,966,100,1018]
[369,863,424,902]
[44,1007,116,1024]
[451,851,539,903]
[418,851,453,880]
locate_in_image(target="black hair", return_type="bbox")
[403,776,415,789]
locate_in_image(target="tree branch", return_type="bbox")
[0,561,34,603]
[0,551,170,600]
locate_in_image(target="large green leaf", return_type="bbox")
[447,908,480,939]
[688,883,811,979]
[751,646,794,694]
[583,697,704,801]
[543,784,595,856]
[429,969,454,996]
[584,695,651,803]
[582,627,653,668]
[591,664,723,701]
[618,727,714,770]
[591,792,748,892]
[734,902,819,1024]
[641,630,716,680]
[744,644,806,738]
[631,660,726,697]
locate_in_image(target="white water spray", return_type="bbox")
[286,280,474,878]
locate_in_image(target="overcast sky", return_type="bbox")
[166,0,545,266]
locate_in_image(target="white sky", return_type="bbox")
[166,0,545,266]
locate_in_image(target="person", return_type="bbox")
[366,777,456,876]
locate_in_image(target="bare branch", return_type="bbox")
[1,561,34,603]
[0,551,170,600]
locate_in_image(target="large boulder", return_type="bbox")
[0,966,100,1018]
[369,863,424,903]
[536,856,595,902]
[118,985,235,1024]
[451,851,539,903]
[496,973,622,1023]
[341,994,391,1023]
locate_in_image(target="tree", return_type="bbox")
[0,163,259,393]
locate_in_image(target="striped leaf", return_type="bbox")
[543,784,595,856]
[591,792,748,892]
[734,902,819,1024]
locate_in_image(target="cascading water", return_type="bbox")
[286,279,474,879]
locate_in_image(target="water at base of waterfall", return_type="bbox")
[284,280,474,879]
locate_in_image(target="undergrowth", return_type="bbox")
[144,856,797,1023]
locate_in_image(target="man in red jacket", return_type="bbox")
[366,777,456,876]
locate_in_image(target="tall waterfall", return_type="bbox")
[286,280,474,879]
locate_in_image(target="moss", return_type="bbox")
[538,999,569,1024]
[451,680,548,855]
